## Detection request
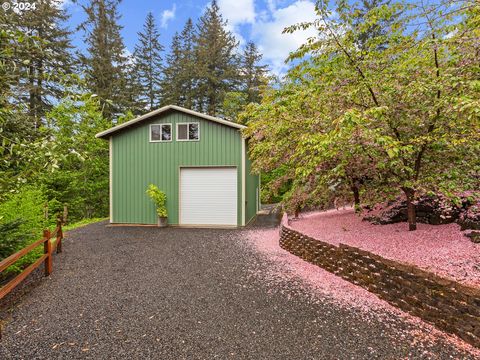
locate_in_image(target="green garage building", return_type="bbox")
[96,105,260,227]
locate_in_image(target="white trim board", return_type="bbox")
[109,137,113,223]
[241,137,246,226]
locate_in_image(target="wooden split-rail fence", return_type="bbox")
[0,219,64,303]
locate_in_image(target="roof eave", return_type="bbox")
[95,105,246,139]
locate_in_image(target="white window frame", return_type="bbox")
[176,122,200,142]
[150,123,172,143]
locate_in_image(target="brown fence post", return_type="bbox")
[43,229,52,276]
[56,218,63,254]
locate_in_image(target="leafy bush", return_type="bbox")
[260,165,292,204]
[0,187,53,263]
[0,219,27,259]
[0,187,51,236]
[146,184,168,217]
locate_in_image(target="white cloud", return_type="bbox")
[252,0,318,75]
[161,4,177,28]
[266,0,277,13]
[218,0,255,26]
[212,0,319,75]
[217,0,256,46]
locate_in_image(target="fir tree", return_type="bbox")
[2,0,74,128]
[241,42,269,104]
[194,0,240,116]
[123,60,144,115]
[78,0,131,120]
[161,18,196,109]
[178,18,196,109]
[133,12,164,111]
[161,32,183,106]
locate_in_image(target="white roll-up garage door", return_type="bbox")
[180,167,238,226]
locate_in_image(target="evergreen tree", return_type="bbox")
[133,12,164,111]
[1,0,74,128]
[178,18,197,109]
[78,0,132,120]
[161,32,183,106]
[161,18,196,109]
[241,42,269,104]
[194,0,240,116]
[124,59,144,115]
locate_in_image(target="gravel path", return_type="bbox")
[0,221,477,359]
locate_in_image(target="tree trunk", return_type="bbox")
[402,187,417,231]
[294,206,300,219]
[28,64,37,128]
[351,185,361,213]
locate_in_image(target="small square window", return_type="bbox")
[177,123,200,141]
[150,124,172,142]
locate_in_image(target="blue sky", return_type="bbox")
[64,0,320,75]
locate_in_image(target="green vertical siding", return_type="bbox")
[245,141,259,224]
[111,111,243,225]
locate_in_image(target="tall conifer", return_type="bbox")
[161,18,196,109]
[161,32,183,106]
[194,0,240,116]
[2,0,74,128]
[78,0,131,119]
[241,42,269,104]
[133,12,164,111]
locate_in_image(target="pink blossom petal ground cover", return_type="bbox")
[244,227,480,358]
[289,208,480,287]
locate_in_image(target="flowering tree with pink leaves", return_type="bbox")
[242,0,480,231]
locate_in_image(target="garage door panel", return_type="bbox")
[180,168,237,226]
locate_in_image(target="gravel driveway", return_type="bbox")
[0,221,476,359]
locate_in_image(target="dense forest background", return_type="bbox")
[0,0,269,262]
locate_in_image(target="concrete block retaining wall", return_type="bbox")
[279,214,480,348]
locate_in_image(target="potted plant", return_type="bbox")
[146,184,168,227]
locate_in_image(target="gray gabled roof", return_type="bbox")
[95,105,246,139]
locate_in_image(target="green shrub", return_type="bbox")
[0,187,51,237]
[0,187,53,264]
[146,184,168,217]
[260,165,292,204]
[0,219,27,260]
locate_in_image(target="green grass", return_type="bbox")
[63,217,108,232]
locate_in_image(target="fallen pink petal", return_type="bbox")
[245,226,480,358]
[289,209,480,287]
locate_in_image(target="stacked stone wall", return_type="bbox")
[280,215,480,348]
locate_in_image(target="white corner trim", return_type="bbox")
[109,137,113,223]
[258,173,261,211]
[241,137,246,226]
